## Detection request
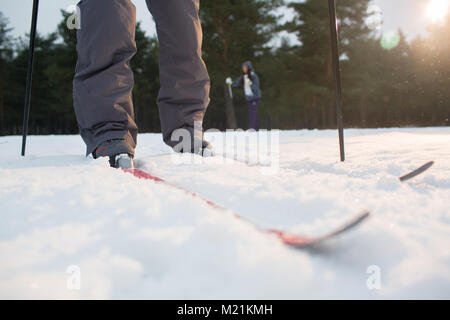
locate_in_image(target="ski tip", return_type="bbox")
[321,210,371,240]
[282,211,371,249]
[399,161,434,182]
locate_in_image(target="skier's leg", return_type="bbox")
[145,0,211,154]
[247,101,252,130]
[254,99,260,131]
[248,100,257,130]
[73,0,138,157]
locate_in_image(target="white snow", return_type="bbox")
[0,128,449,299]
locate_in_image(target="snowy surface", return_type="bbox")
[0,128,449,299]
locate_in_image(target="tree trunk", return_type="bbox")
[224,84,237,129]
[360,96,366,127]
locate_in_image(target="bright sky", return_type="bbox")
[0,0,441,42]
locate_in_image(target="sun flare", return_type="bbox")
[426,0,449,22]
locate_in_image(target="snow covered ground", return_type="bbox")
[0,127,449,299]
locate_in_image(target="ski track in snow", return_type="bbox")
[0,128,449,299]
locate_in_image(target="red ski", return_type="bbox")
[124,168,370,249]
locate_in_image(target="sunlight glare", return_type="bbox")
[426,0,449,23]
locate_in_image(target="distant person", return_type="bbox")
[73,0,214,169]
[226,61,262,130]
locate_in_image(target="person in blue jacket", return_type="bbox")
[226,61,262,130]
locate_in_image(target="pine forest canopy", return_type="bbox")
[0,0,448,136]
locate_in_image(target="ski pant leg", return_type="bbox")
[247,101,255,130]
[255,99,260,130]
[73,0,138,156]
[145,0,210,149]
[248,99,260,130]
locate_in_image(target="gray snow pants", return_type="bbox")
[73,0,210,156]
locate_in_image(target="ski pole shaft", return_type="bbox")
[327,0,345,162]
[21,0,40,156]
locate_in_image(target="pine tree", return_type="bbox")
[200,0,283,129]
[131,23,161,133]
[411,12,450,125]
[0,12,13,134]
[285,0,372,128]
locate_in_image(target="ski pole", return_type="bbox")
[21,0,40,156]
[327,0,345,162]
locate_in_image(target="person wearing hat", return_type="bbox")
[226,61,262,130]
